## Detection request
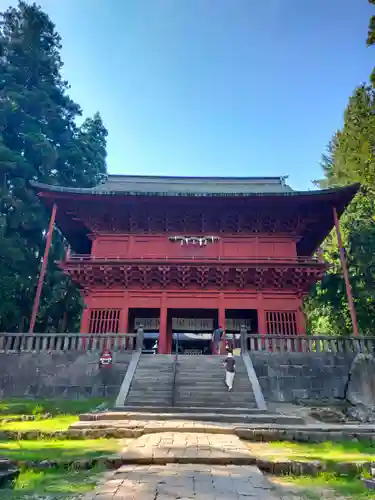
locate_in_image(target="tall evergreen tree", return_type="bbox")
[305,4,375,336]
[0,1,107,332]
[305,86,375,335]
[367,0,375,85]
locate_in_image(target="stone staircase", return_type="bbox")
[107,353,305,425]
[174,355,256,409]
[124,354,174,407]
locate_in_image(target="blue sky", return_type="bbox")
[2,0,373,190]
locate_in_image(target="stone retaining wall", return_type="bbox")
[0,352,131,399]
[251,352,354,403]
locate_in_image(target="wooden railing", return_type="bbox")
[65,254,321,265]
[245,334,375,354]
[0,333,137,353]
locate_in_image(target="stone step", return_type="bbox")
[134,371,173,375]
[78,411,304,425]
[176,384,252,390]
[177,373,247,376]
[175,394,254,398]
[125,402,172,407]
[175,401,255,407]
[126,394,171,399]
[177,375,249,380]
[173,355,255,409]
[175,393,255,398]
[127,392,172,398]
[175,380,252,392]
[126,396,171,400]
[176,393,254,396]
[115,406,264,415]
[124,355,176,405]
[128,388,172,392]
[174,404,255,410]
[176,385,251,390]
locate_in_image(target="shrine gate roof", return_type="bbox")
[30,176,360,256]
[31,174,296,196]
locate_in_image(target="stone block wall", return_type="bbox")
[251,352,354,402]
[0,352,131,400]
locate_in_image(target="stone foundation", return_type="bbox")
[0,352,131,399]
[251,352,354,403]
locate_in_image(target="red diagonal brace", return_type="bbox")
[333,206,359,336]
[29,203,57,333]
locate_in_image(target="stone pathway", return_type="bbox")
[87,464,286,499]
[72,419,234,434]
[119,432,252,464]
[85,432,290,499]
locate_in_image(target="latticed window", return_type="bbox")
[265,311,297,335]
[88,309,120,333]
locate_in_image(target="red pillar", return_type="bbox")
[158,301,168,354]
[218,297,226,355]
[333,207,359,336]
[119,306,129,349]
[29,203,57,333]
[80,305,90,333]
[257,294,267,350]
[297,303,306,335]
[119,306,129,333]
[166,320,173,354]
[257,294,266,334]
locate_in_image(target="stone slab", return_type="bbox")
[84,464,284,499]
[119,432,254,465]
[78,411,304,425]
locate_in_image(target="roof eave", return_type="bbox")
[29,181,360,199]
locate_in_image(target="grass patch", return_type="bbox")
[0,398,108,417]
[272,473,375,499]
[1,416,77,432]
[248,440,375,463]
[0,398,109,433]
[0,438,123,462]
[0,467,104,499]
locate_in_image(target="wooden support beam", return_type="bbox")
[332,206,359,336]
[29,203,57,333]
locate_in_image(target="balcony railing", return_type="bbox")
[0,333,373,355]
[65,254,322,265]
[245,334,375,354]
[0,333,137,353]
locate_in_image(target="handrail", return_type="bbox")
[0,332,137,353]
[244,334,375,354]
[65,254,321,264]
[171,352,178,407]
[115,350,141,407]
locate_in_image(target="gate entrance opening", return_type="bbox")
[225,309,258,353]
[128,307,160,353]
[168,308,218,355]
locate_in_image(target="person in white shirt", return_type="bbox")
[224,350,235,391]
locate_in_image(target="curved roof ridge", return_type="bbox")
[30,178,360,198]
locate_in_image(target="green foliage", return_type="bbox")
[368,0,375,85]
[0,397,109,417]
[306,85,375,335]
[277,473,373,500]
[248,440,375,464]
[0,439,120,461]
[0,467,104,499]
[0,1,108,332]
